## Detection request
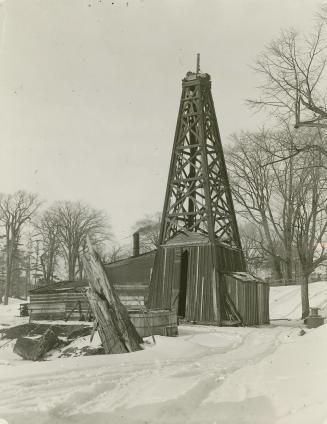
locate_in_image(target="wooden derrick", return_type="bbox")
[158,71,243,249]
[83,241,143,354]
[147,69,245,325]
[147,62,269,326]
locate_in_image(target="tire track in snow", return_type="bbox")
[74,328,291,423]
[57,328,291,416]
[0,326,296,422]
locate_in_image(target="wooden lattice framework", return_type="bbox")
[147,67,249,325]
[159,71,242,248]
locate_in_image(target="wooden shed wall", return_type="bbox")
[148,244,268,326]
[114,284,148,309]
[29,284,149,319]
[257,281,270,324]
[225,275,270,325]
[28,253,156,318]
[148,245,220,323]
[147,247,175,310]
[105,252,155,285]
[105,252,155,309]
[29,291,89,321]
[186,245,218,323]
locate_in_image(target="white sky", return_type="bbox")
[0,0,321,244]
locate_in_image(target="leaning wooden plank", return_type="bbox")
[83,241,143,354]
[87,290,132,354]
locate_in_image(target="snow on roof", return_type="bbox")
[227,272,266,283]
[29,280,89,294]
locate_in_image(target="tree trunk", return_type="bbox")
[285,259,293,281]
[68,255,76,281]
[300,274,310,319]
[48,251,55,283]
[4,237,12,305]
[3,282,9,305]
[261,214,283,280]
[78,255,84,281]
[271,255,283,281]
[83,241,142,354]
[40,254,47,284]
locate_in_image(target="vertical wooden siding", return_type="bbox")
[225,275,270,325]
[148,247,173,310]
[148,244,268,326]
[257,282,270,324]
[148,244,220,324]
[185,244,219,323]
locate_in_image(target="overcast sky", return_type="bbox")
[0,0,321,245]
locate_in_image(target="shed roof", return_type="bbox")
[29,280,89,294]
[163,231,244,251]
[164,231,209,246]
[105,250,156,267]
[227,272,268,284]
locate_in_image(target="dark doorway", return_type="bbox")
[178,250,189,317]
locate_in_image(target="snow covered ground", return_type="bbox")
[270,280,327,320]
[0,298,29,329]
[0,281,326,424]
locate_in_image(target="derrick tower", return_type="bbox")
[148,58,247,325]
[159,64,242,248]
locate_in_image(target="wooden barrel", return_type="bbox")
[128,309,178,338]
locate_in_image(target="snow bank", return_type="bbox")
[270,280,327,320]
[0,298,28,329]
[0,325,302,424]
[204,323,327,424]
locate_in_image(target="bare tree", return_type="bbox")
[51,201,111,280]
[102,245,129,264]
[133,212,161,253]
[33,208,61,285]
[227,128,300,279]
[228,128,327,317]
[0,191,41,304]
[293,147,327,317]
[249,22,327,128]
[238,223,266,275]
